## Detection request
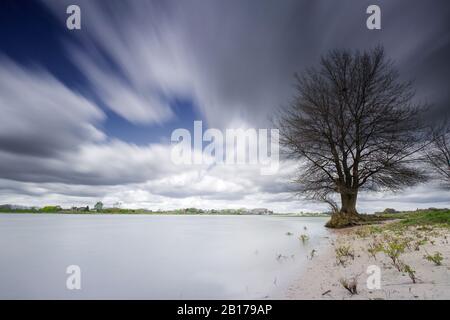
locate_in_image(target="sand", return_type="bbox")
[285,223,450,300]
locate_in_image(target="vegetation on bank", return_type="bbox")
[0,206,242,215]
[1,205,448,224]
[347,209,450,237]
[0,204,329,217]
[324,208,450,229]
[379,209,450,228]
[334,208,449,294]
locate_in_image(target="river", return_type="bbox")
[0,214,330,299]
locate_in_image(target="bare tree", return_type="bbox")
[424,121,450,188]
[276,47,428,228]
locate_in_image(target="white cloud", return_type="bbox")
[0,56,105,156]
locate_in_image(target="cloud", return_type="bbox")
[43,0,185,125]
[0,56,295,199]
[42,0,450,129]
[0,56,105,157]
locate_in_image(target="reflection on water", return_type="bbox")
[0,214,329,299]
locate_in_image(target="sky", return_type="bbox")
[0,0,449,213]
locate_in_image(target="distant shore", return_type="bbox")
[0,206,330,217]
[285,212,450,300]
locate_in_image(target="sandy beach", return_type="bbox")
[285,222,450,300]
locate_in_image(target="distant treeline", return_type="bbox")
[0,204,330,216]
[0,205,252,215]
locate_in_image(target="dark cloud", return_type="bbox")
[40,0,450,128]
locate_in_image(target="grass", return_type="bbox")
[380,209,450,229]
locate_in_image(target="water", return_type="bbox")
[0,214,330,299]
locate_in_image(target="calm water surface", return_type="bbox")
[0,214,330,299]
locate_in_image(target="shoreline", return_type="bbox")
[284,223,450,299]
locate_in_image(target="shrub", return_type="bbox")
[382,239,406,271]
[424,252,444,266]
[401,263,417,284]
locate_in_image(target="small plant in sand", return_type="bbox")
[393,229,406,238]
[276,253,288,261]
[400,263,417,284]
[299,234,309,244]
[428,230,441,238]
[382,239,406,271]
[367,241,383,260]
[402,236,416,250]
[355,227,370,238]
[417,225,433,232]
[339,277,358,295]
[412,230,423,239]
[424,252,444,266]
[335,245,355,266]
[371,225,383,233]
[285,232,293,236]
[308,249,317,260]
[357,225,383,238]
[413,239,427,251]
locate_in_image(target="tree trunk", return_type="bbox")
[326,191,361,228]
[340,192,358,216]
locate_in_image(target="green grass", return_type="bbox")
[383,210,450,228]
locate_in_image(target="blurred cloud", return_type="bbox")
[0,56,105,157]
[43,0,450,127]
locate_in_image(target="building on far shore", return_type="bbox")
[71,206,90,212]
[248,208,273,215]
